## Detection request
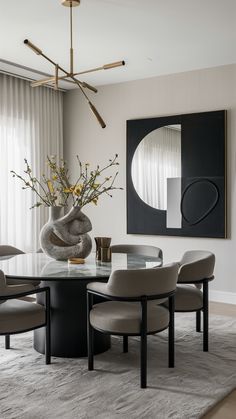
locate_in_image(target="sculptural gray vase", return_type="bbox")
[40,206,92,261]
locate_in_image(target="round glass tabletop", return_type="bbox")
[0,252,162,281]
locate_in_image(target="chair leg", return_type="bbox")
[45,324,51,365]
[140,298,147,388]
[140,332,147,388]
[45,288,51,364]
[123,335,128,353]
[196,310,201,332]
[5,335,10,350]
[88,322,94,370]
[203,281,209,352]
[87,292,94,371]
[168,294,175,368]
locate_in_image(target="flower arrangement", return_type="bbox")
[11,154,122,209]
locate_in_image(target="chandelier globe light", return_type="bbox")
[24,0,125,128]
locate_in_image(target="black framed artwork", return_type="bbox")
[127,110,227,238]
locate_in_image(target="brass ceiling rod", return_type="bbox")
[70,2,73,75]
[23,0,125,128]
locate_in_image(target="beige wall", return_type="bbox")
[64,64,236,299]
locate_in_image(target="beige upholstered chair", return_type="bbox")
[0,245,40,287]
[111,244,163,259]
[0,270,51,364]
[87,263,178,388]
[0,245,41,347]
[111,244,163,352]
[175,250,215,351]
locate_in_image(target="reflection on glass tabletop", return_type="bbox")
[0,252,162,280]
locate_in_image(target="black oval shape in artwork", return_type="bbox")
[181,179,219,226]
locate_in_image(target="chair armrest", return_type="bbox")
[87,284,176,303]
[0,286,50,301]
[0,269,38,295]
[87,287,139,302]
[6,278,41,287]
[87,282,108,295]
[0,283,37,297]
[87,282,144,302]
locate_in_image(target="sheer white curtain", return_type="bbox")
[0,74,63,251]
[131,127,181,210]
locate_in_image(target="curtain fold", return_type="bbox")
[0,74,63,252]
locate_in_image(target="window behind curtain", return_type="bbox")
[0,74,63,252]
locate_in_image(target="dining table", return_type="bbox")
[0,252,162,358]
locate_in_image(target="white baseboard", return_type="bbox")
[210,290,236,305]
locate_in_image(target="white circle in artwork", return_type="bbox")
[131,125,181,210]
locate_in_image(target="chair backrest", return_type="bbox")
[0,269,36,301]
[178,250,215,283]
[0,270,6,303]
[111,244,162,259]
[106,263,178,298]
[0,245,25,257]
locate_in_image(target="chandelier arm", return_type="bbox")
[25,39,124,83]
[73,61,125,77]
[103,60,126,70]
[31,76,78,88]
[24,40,68,77]
[71,76,106,128]
[74,66,103,76]
[36,51,97,92]
[40,53,69,77]
[70,75,92,101]
[24,42,97,92]
[31,72,97,92]
[31,77,56,87]
[80,82,97,93]
[88,101,106,129]
[55,75,74,84]
[44,57,98,94]
[63,70,98,92]
[24,40,42,55]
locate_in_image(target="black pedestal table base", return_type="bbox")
[34,279,110,358]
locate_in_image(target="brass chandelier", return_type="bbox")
[24,0,125,128]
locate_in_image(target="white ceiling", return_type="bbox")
[0,0,235,89]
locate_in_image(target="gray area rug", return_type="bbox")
[0,313,235,419]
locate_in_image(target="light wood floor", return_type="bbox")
[202,302,236,419]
